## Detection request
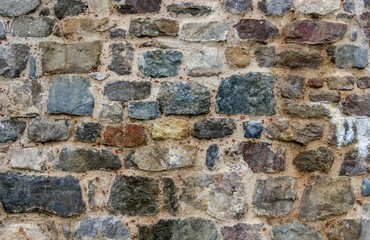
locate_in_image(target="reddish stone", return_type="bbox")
[342,94,370,117]
[284,20,347,44]
[233,19,278,42]
[307,78,324,88]
[104,124,146,148]
[360,12,370,39]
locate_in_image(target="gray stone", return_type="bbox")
[128,101,160,120]
[222,0,252,14]
[216,72,276,115]
[206,144,219,170]
[278,49,323,69]
[10,147,45,172]
[253,176,296,217]
[357,77,370,89]
[298,0,340,15]
[286,103,331,118]
[222,224,263,240]
[293,147,334,172]
[327,119,357,146]
[255,46,278,68]
[109,29,126,39]
[350,30,358,41]
[54,0,87,19]
[90,72,110,81]
[115,0,161,14]
[243,121,263,138]
[234,19,279,42]
[29,56,37,79]
[0,120,26,143]
[108,42,134,75]
[129,18,179,37]
[163,178,179,216]
[327,219,370,240]
[271,222,322,240]
[104,81,151,102]
[11,16,54,37]
[0,20,6,40]
[28,118,70,143]
[342,93,370,117]
[47,76,94,116]
[0,0,41,17]
[180,22,229,42]
[0,223,50,240]
[167,3,213,16]
[0,172,85,217]
[186,48,223,77]
[100,102,123,122]
[139,50,183,78]
[258,0,294,16]
[344,0,355,13]
[281,75,305,99]
[328,77,355,90]
[0,44,30,78]
[309,91,341,103]
[328,44,368,69]
[75,122,101,142]
[194,118,236,139]
[339,149,370,176]
[362,178,370,196]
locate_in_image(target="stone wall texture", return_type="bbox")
[0,0,370,239]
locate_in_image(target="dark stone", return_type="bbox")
[163,178,179,216]
[344,0,355,13]
[255,46,278,68]
[327,76,354,90]
[100,102,123,122]
[366,0,370,7]
[243,121,263,138]
[258,0,293,16]
[350,30,358,41]
[281,75,305,99]
[327,119,357,147]
[0,44,30,78]
[194,118,236,139]
[108,42,134,75]
[104,81,151,102]
[139,50,183,78]
[28,118,70,143]
[11,16,55,38]
[0,0,41,17]
[0,172,85,217]
[39,7,51,16]
[0,20,6,40]
[115,0,162,14]
[339,149,370,176]
[109,29,126,39]
[206,144,219,170]
[293,147,334,172]
[129,18,179,37]
[327,44,368,69]
[233,19,279,42]
[327,219,370,240]
[167,3,213,16]
[357,77,370,89]
[128,101,160,120]
[271,222,322,240]
[0,120,26,143]
[342,93,370,117]
[29,56,37,79]
[309,91,341,103]
[307,78,324,88]
[221,223,263,240]
[54,0,87,19]
[180,22,229,42]
[75,122,101,142]
[216,72,276,115]
[285,103,331,118]
[362,178,370,196]
[222,0,252,14]
[278,49,323,69]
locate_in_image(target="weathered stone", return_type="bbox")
[342,94,370,117]
[281,75,305,99]
[0,120,26,143]
[152,118,189,140]
[74,215,130,240]
[339,149,370,176]
[350,30,358,41]
[284,20,347,44]
[253,176,296,217]
[0,0,41,17]
[307,78,324,88]
[157,81,211,115]
[299,175,355,221]
[75,122,101,143]
[87,0,112,14]
[327,219,370,240]
[115,0,161,14]
[167,3,213,16]
[216,72,276,115]
[222,0,252,14]
[47,75,94,115]
[28,118,70,143]
[139,50,182,78]
[222,224,263,240]
[100,102,123,122]
[278,49,323,69]
[10,147,45,172]
[180,22,229,42]
[0,172,85,217]
[104,81,151,102]
[225,46,250,68]
[104,124,146,148]
[11,16,54,37]
[108,175,159,216]
[309,91,340,103]
[271,222,322,240]
[108,42,134,75]
[344,0,355,13]
[138,39,183,49]
[243,121,263,138]
[40,41,102,74]
[128,101,160,120]
[234,19,278,42]
[327,76,354,90]
[0,44,30,78]
[129,18,179,37]
[0,20,6,40]
[163,178,179,216]
[194,118,236,139]
[286,103,331,118]
[29,55,37,79]
[258,0,293,16]
[54,0,87,19]
[109,28,126,39]
[186,48,223,77]
[206,144,219,170]
[293,147,334,172]
[0,223,50,240]
[327,44,368,69]
[39,7,51,16]
[298,0,340,15]
[254,46,277,68]
[357,77,370,89]
[327,119,357,146]
[362,178,370,196]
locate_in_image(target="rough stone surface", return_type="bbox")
[271,222,322,240]
[0,223,51,240]
[104,81,151,102]
[225,46,250,68]
[362,178,370,196]
[163,178,179,216]
[54,0,87,19]
[243,121,263,138]
[328,77,354,90]
[139,50,183,78]
[186,48,223,77]
[28,118,70,143]
[0,44,30,78]
[11,16,54,38]
[221,223,263,240]
[298,0,341,15]
[167,3,213,16]
[100,102,123,122]
[309,91,341,103]
[222,0,252,14]
[206,144,219,170]
[180,22,229,42]
[328,44,369,69]
[327,219,370,240]
[293,147,334,172]
[234,19,279,42]
[129,18,179,37]
[115,0,161,14]
[281,75,305,99]
[357,77,370,89]
[104,124,146,148]
[0,0,41,17]
[75,122,101,143]
[258,0,293,16]
[0,120,26,143]
[10,147,45,172]
[285,103,331,118]
[109,29,126,39]
[108,42,134,75]
[0,20,6,40]
[194,118,236,139]
[342,94,370,117]
[128,101,160,120]
[339,149,370,176]
[152,118,190,140]
[307,78,324,88]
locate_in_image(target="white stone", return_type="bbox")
[90,72,110,81]
[10,147,45,172]
[186,48,223,77]
[0,223,50,240]
[87,0,112,14]
[298,0,340,15]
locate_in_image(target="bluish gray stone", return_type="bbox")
[206,144,219,170]
[0,44,30,78]
[28,118,70,143]
[340,149,370,176]
[327,219,370,240]
[344,0,355,13]
[0,120,26,143]
[350,31,358,41]
[163,178,179,216]
[109,29,126,39]
[104,81,151,102]
[139,50,183,78]
[47,75,94,116]
[54,0,87,19]
[100,102,123,122]
[11,16,55,38]
[108,42,134,75]
[194,118,236,139]
[29,56,37,79]
[362,178,370,197]
[0,20,6,40]
[216,72,276,115]
[180,22,229,42]
[243,121,263,138]
[328,44,369,69]
[167,2,213,16]
[75,122,101,142]
[0,0,41,17]
[258,0,294,16]
[271,222,322,240]
[222,0,252,14]
[281,75,305,99]
[128,101,160,120]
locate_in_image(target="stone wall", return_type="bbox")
[0,0,369,239]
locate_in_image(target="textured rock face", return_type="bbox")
[222,0,252,14]
[234,19,279,42]
[11,17,55,38]
[186,48,223,77]
[139,50,183,78]
[293,147,334,172]
[104,81,151,102]
[163,178,179,215]
[206,144,219,170]
[281,75,305,99]
[0,44,30,78]
[258,0,293,16]
[129,18,179,37]
[298,0,340,15]
[54,0,87,19]
[327,219,370,240]
[75,122,101,143]
[115,0,162,14]
[180,22,229,42]
[0,20,6,40]
[225,46,250,68]
[152,118,189,140]
[243,121,263,138]
[339,149,370,176]
[10,148,45,172]
[286,103,331,118]
[103,124,146,148]
[328,44,369,69]
[271,222,322,240]
[0,120,26,143]
[194,118,236,139]
[128,101,160,120]
[108,42,134,75]
[28,118,70,143]
[221,224,263,240]
[342,94,370,117]
[0,0,41,17]
[167,3,213,16]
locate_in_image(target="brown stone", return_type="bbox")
[327,76,354,90]
[278,49,323,69]
[309,91,340,103]
[307,78,324,88]
[104,124,146,148]
[286,103,331,118]
[225,46,250,68]
[151,118,189,140]
[342,93,370,117]
[233,19,279,42]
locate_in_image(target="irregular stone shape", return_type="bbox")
[258,0,293,16]
[293,147,334,172]
[28,118,70,143]
[90,72,110,81]
[298,0,340,15]
[182,172,246,220]
[132,144,196,171]
[0,20,6,40]
[54,0,87,19]
[278,49,323,69]
[222,0,252,14]
[152,118,189,140]
[284,20,347,44]
[309,91,340,103]
[0,0,41,17]
[327,219,370,240]
[225,46,250,68]
[342,94,370,117]
[138,218,217,240]
[362,178,370,196]
[10,147,45,172]
[187,48,223,77]
[0,44,30,78]
[129,18,179,37]
[157,81,211,115]
[254,46,278,68]
[0,223,50,240]
[139,50,183,78]
[163,178,179,216]
[327,44,368,69]
[327,76,354,90]
[109,29,126,39]
[128,101,160,120]
[108,175,159,216]
[74,215,131,240]
[327,119,359,147]
[344,0,355,13]
[299,175,355,221]
[139,39,183,49]
[100,102,123,122]
[104,81,151,102]
[40,41,102,74]
[307,78,324,88]
[357,77,370,89]
[75,122,101,143]
[271,222,322,240]
[253,176,295,217]
[339,149,370,176]
[11,16,54,38]
[194,118,236,139]
[206,144,219,170]
[87,0,112,14]
[108,42,134,75]
[115,0,161,14]
[243,121,263,138]
[281,75,305,99]
[47,75,94,115]
[266,120,324,145]
[104,124,146,148]
[180,22,229,42]
[222,223,263,240]
[167,2,213,16]
[216,72,276,115]
[0,120,26,143]
[0,172,85,217]
[286,103,331,118]
[234,19,278,42]
[29,56,37,79]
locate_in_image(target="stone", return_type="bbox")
[108,175,159,216]
[0,172,85,217]
[216,72,276,115]
[129,18,179,37]
[74,215,130,240]
[47,75,94,116]
[293,147,334,172]
[180,22,229,42]
[254,46,278,68]
[29,56,37,79]
[234,19,278,42]
[56,147,122,172]
[339,149,370,176]
[108,42,134,75]
[362,178,370,196]
[281,75,305,99]
[139,50,183,78]
[299,175,355,221]
[222,0,252,14]
[0,44,30,78]
[222,224,262,240]
[285,103,331,118]
[40,41,102,74]
[157,81,211,115]
[206,144,219,170]
[309,91,340,103]
[10,147,45,172]
[357,77,370,89]
[54,0,87,19]
[152,118,190,140]
[307,78,324,88]
[186,48,222,77]
[39,7,51,16]
[327,119,357,146]
[28,118,70,143]
[75,122,101,142]
[243,121,263,138]
[266,120,324,145]
[278,49,323,69]
[194,118,236,139]
[167,3,213,16]
[225,46,250,68]
[11,16,54,37]
[115,0,161,14]
[327,44,368,69]
[327,219,370,240]
[344,0,355,13]
[284,20,347,44]
[182,172,246,220]
[104,81,151,102]
[0,223,50,240]
[0,0,41,17]
[104,124,146,148]
[138,39,183,49]
[87,0,112,14]
[0,20,6,40]
[109,29,126,39]
[253,176,296,217]
[350,30,358,41]
[271,222,322,240]
[298,0,340,15]
[0,120,26,143]
[90,72,109,81]
[128,101,160,120]
[327,76,354,90]
[342,94,370,117]
[138,218,217,240]
[100,102,123,122]
[163,178,179,216]
[258,0,293,16]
